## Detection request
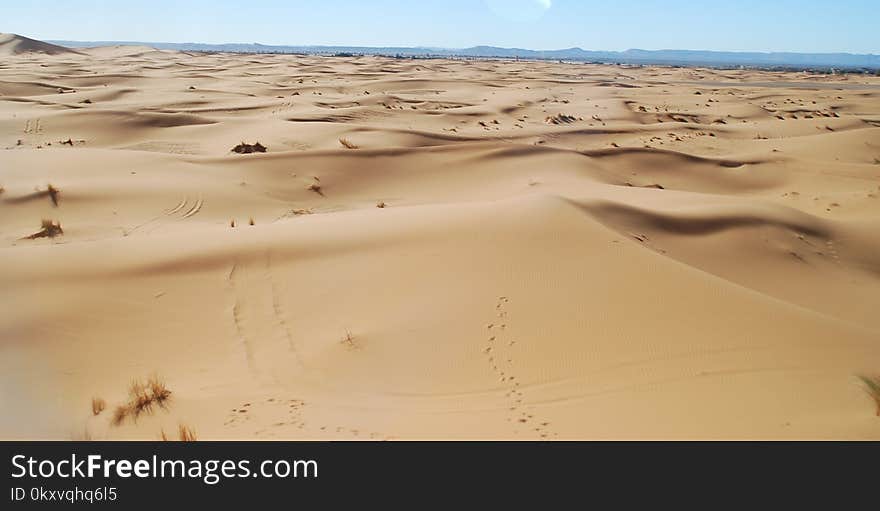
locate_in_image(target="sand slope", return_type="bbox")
[1,44,879,439]
[0,33,82,56]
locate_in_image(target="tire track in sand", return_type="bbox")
[226,254,307,376]
[181,195,203,219]
[227,261,257,374]
[266,253,307,370]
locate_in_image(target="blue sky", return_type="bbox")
[5,0,878,53]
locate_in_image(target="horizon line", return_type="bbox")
[43,38,878,57]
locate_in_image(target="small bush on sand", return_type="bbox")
[232,142,267,154]
[338,137,358,149]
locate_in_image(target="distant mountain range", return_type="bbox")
[49,40,880,71]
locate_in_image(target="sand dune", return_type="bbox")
[0,33,82,56]
[1,42,879,439]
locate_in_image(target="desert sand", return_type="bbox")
[1,34,879,439]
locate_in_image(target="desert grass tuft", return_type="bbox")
[91,397,106,416]
[147,375,172,409]
[178,424,197,441]
[338,137,358,149]
[129,380,153,418]
[858,375,880,416]
[341,330,357,349]
[111,405,129,426]
[376,201,386,208]
[110,375,173,426]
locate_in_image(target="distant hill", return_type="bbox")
[48,39,880,70]
[0,33,81,56]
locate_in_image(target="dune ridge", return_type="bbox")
[0,33,82,56]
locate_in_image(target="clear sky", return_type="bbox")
[5,0,878,54]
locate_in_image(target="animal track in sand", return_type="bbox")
[224,397,306,434]
[825,240,841,263]
[224,397,389,439]
[482,296,557,439]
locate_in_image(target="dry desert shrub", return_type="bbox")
[232,141,267,154]
[110,375,173,426]
[307,183,323,195]
[147,375,172,409]
[22,219,63,240]
[91,397,106,416]
[178,424,197,441]
[46,184,60,206]
[129,380,154,417]
[858,375,880,416]
[338,137,358,149]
